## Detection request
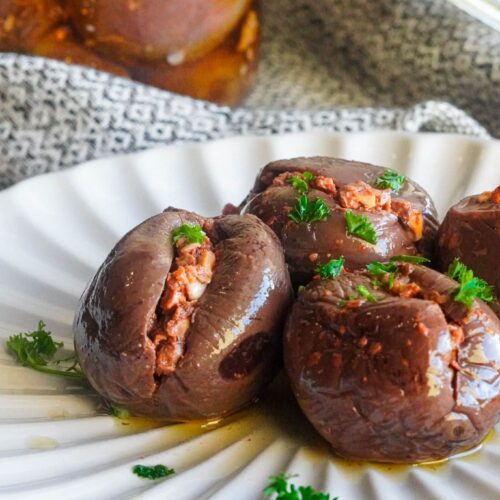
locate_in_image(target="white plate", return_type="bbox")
[0,131,499,500]
[448,0,500,32]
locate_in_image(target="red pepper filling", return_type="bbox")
[270,171,423,240]
[151,232,216,377]
[477,186,500,204]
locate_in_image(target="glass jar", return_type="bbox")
[0,0,260,105]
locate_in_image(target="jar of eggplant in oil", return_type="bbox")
[0,0,260,105]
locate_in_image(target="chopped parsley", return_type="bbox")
[171,223,206,245]
[289,195,330,224]
[264,473,336,500]
[288,171,314,194]
[375,168,406,192]
[303,171,314,182]
[390,255,430,264]
[345,210,377,244]
[356,285,377,302]
[366,261,397,289]
[446,258,494,309]
[6,321,84,379]
[132,464,175,480]
[366,261,398,276]
[315,256,345,280]
[110,404,131,419]
[366,255,429,290]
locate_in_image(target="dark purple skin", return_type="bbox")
[239,157,439,285]
[74,208,292,421]
[284,264,500,463]
[437,190,500,316]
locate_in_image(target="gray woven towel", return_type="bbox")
[0,0,499,189]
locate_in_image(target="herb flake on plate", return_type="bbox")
[6,321,84,379]
[264,472,336,500]
[110,404,131,419]
[132,464,175,480]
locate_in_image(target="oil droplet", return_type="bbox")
[27,436,59,450]
[166,51,185,66]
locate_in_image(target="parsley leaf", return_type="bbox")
[287,172,314,194]
[345,210,377,244]
[375,169,406,192]
[289,176,309,194]
[315,256,345,280]
[6,321,84,379]
[356,285,377,302]
[446,258,495,309]
[171,223,206,245]
[132,464,175,480]
[390,255,430,264]
[302,171,314,182]
[366,261,398,276]
[264,473,336,500]
[110,404,131,419]
[366,261,398,288]
[289,195,330,224]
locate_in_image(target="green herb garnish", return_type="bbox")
[132,464,175,480]
[366,261,398,276]
[289,195,330,224]
[375,168,406,192]
[345,210,377,244]
[289,176,309,194]
[356,285,377,303]
[315,256,345,280]
[6,321,84,379]
[110,404,131,419]
[446,258,494,309]
[288,171,314,194]
[264,473,336,500]
[390,255,430,264]
[171,223,206,244]
[366,261,398,288]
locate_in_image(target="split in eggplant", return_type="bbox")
[73,208,292,421]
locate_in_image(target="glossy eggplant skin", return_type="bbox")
[241,157,439,285]
[437,192,500,316]
[74,208,292,421]
[67,0,252,64]
[284,265,500,463]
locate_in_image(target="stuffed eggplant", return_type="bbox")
[437,186,500,316]
[284,259,500,463]
[74,208,292,420]
[238,157,439,285]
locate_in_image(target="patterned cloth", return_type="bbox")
[0,0,498,189]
